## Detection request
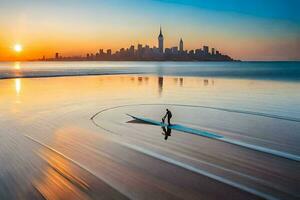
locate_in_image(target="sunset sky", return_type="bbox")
[0,0,299,61]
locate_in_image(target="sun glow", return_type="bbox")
[14,62,21,70]
[14,44,23,52]
[15,79,21,95]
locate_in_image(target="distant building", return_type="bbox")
[171,46,178,55]
[158,26,164,53]
[152,46,159,55]
[99,49,104,55]
[195,49,202,55]
[203,46,209,55]
[144,45,151,58]
[129,45,135,56]
[212,48,215,55]
[179,38,183,52]
[137,44,143,57]
[55,52,59,59]
[165,48,171,55]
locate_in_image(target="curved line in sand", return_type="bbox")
[91,103,300,123]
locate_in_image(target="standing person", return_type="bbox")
[162,109,172,125]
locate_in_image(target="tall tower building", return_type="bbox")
[179,38,183,52]
[158,26,164,53]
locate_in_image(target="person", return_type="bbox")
[162,109,172,125]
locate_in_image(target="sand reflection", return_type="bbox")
[0,74,299,199]
[15,79,21,95]
[34,149,90,199]
[1,75,298,119]
[14,78,22,104]
[31,126,128,199]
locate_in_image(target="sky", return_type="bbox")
[0,0,299,61]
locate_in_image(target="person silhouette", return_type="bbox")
[162,126,171,140]
[162,109,172,125]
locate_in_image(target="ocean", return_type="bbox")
[0,61,299,81]
[0,61,299,199]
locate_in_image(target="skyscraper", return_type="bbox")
[179,38,183,52]
[129,45,135,56]
[158,26,164,53]
[203,46,209,55]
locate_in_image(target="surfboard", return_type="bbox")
[127,114,223,139]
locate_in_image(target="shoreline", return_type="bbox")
[2,60,300,63]
[0,72,139,80]
[31,59,240,62]
[0,61,299,81]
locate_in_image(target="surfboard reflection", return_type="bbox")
[126,116,172,140]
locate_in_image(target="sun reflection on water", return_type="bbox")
[14,62,21,70]
[15,79,21,95]
[34,149,89,199]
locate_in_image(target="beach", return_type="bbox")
[0,61,300,199]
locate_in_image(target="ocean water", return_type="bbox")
[1,61,299,119]
[0,61,299,81]
[0,61,300,199]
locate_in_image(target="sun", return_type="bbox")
[14,44,23,52]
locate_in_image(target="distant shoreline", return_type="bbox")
[30,59,242,62]
[0,72,138,80]
[3,60,300,62]
[0,61,299,81]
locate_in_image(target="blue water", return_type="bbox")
[0,61,299,81]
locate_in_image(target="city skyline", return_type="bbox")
[0,0,299,61]
[44,27,233,61]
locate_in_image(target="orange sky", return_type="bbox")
[0,0,299,61]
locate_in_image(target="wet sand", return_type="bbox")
[0,75,299,199]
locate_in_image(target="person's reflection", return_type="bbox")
[161,126,172,140]
[161,118,172,140]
